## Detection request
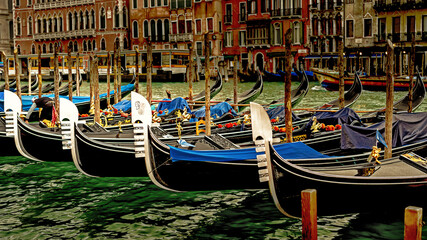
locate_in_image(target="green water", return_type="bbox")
[1,80,427,239]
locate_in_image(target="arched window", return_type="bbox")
[123,38,128,49]
[91,9,95,29]
[83,40,87,51]
[73,41,78,52]
[53,17,57,32]
[79,11,84,30]
[88,40,92,51]
[164,19,169,42]
[42,18,46,33]
[157,19,163,41]
[43,43,47,53]
[132,20,139,38]
[68,12,73,31]
[100,8,106,29]
[17,45,21,54]
[122,7,127,28]
[37,17,41,34]
[336,14,342,36]
[143,20,149,38]
[74,11,78,30]
[100,38,106,50]
[47,18,52,33]
[31,44,36,54]
[49,43,53,53]
[85,10,89,29]
[115,38,120,49]
[114,6,120,28]
[28,16,33,35]
[59,16,63,32]
[150,20,156,41]
[93,40,96,51]
[178,15,185,34]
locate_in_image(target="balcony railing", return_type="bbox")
[169,33,192,42]
[374,0,427,11]
[374,32,427,43]
[271,8,302,17]
[246,37,270,48]
[224,15,232,24]
[34,0,94,10]
[34,29,95,41]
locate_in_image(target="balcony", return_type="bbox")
[374,0,427,12]
[246,37,270,48]
[224,15,232,24]
[34,29,96,41]
[34,0,94,10]
[270,8,302,18]
[169,33,192,42]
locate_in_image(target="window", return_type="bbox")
[101,38,106,50]
[143,20,149,38]
[74,41,78,52]
[157,0,161,7]
[16,17,21,36]
[407,16,415,41]
[239,30,246,46]
[91,10,95,29]
[261,0,269,13]
[59,16,63,32]
[144,0,148,8]
[28,0,32,5]
[186,0,191,8]
[248,0,257,14]
[88,40,92,51]
[83,40,87,51]
[293,22,301,44]
[100,8,106,29]
[133,21,139,38]
[392,17,400,42]
[133,0,138,8]
[346,0,353,3]
[16,0,20,7]
[423,16,427,37]
[172,21,177,34]
[378,18,386,41]
[150,20,156,41]
[31,44,36,54]
[196,41,202,56]
[178,16,185,34]
[79,11,84,30]
[312,18,318,36]
[123,7,127,28]
[328,18,333,35]
[28,16,32,35]
[114,6,120,28]
[335,14,342,35]
[68,12,73,31]
[85,11,89,29]
[151,0,155,7]
[364,18,372,37]
[346,20,353,38]
[225,4,232,24]
[239,3,246,22]
[195,19,201,35]
[157,19,162,41]
[273,23,282,45]
[93,40,96,51]
[224,31,233,47]
[164,19,169,41]
[207,18,213,33]
[74,11,78,30]
[186,20,192,34]
[163,0,168,6]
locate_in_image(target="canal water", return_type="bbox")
[1,79,427,239]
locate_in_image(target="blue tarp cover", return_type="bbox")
[190,102,237,122]
[156,97,192,116]
[113,100,131,112]
[308,107,362,128]
[0,83,134,111]
[341,112,427,150]
[169,141,330,162]
[266,106,301,122]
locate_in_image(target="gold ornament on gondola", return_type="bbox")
[152,111,161,123]
[181,108,191,122]
[176,122,183,139]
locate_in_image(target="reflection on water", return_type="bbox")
[1,80,426,239]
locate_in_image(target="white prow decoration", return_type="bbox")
[59,98,79,150]
[131,91,152,159]
[4,90,22,137]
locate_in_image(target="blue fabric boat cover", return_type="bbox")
[156,97,192,116]
[190,102,237,121]
[341,112,427,150]
[308,107,362,128]
[0,83,134,111]
[112,100,131,112]
[266,106,301,122]
[169,141,330,162]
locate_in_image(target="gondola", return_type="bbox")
[361,67,426,122]
[318,70,363,109]
[228,70,263,112]
[268,69,310,108]
[250,102,427,217]
[58,73,84,95]
[192,67,223,102]
[0,79,17,91]
[20,76,40,94]
[0,116,19,156]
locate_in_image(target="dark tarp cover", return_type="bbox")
[307,107,362,129]
[266,106,301,122]
[341,112,427,150]
[190,102,237,122]
[156,97,192,116]
[169,141,330,162]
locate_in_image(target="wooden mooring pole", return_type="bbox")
[408,33,415,113]
[37,46,42,98]
[302,189,317,240]
[188,43,194,109]
[76,52,80,96]
[107,52,111,106]
[1,51,9,91]
[117,44,122,102]
[204,33,211,136]
[67,46,73,101]
[14,48,21,102]
[53,45,60,121]
[147,39,153,104]
[135,47,140,93]
[93,56,100,124]
[338,39,345,109]
[284,29,293,143]
[233,55,239,112]
[28,59,32,95]
[113,43,118,104]
[404,206,423,240]
[89,55,94,114]
[385,40,394,159]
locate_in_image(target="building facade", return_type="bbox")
[0,0,13,54]
[13,0,129,55]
